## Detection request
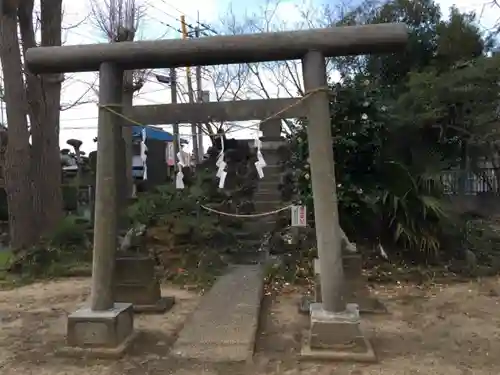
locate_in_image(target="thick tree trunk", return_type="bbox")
[19,0,64,235]
[0,6,36,249]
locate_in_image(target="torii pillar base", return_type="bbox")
[56,303,137,359]
[314,255,387,314]
[301,303,376,362]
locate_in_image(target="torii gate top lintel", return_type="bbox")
[26,23,408,74]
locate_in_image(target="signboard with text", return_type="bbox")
[291,205,307,227]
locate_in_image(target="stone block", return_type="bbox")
[115,283,174,313]
[115,255,155,285]
[114,255,174,313]
[260,118,282,137]
[301,303,376,362]
[114,280,161,306]
[60,303,136,358]
[114,279,174,313]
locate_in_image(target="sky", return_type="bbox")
[10,0,500,154]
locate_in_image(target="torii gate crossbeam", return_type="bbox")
[26,24,407,73]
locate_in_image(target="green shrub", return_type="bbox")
[7,215,91,277]
[288,76,453,261]
[48,215,89,249]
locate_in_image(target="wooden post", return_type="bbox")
[302,50,344,313]
[90,62,124,311]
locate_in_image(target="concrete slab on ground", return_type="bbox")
[171,265,264,362]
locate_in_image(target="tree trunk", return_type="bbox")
[0,5,36,249]
[19,0,64,235]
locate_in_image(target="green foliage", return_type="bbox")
[366,0,442,86]
[0,250,10,269]
[127,182,234,253]
[434,7,486,70]
[6,215,91,277]
[48,215,89,249]
[289,0,499,265]
[288,76,451,260]
[376,160,449,255]
[127,184,205,227]
[335,0,490,91]
[265,246,316,287]
[127,146,259,286]
[398,56,500,167]
[464,219,500,269]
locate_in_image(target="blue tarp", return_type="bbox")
[132,125,174,141]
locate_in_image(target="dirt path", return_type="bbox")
[1,277,500,374]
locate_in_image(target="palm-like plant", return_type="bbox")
[374,158,450,258]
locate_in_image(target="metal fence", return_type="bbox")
[441,168,500,195]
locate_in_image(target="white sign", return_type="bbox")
[291,205,307,227]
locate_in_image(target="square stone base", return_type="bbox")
[300,303,376,362]
[58,303,135,359]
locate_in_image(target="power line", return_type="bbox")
[146,0,218,36]
[158,0,219,35]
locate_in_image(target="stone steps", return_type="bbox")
[171,265,265,362]
[230,228,268,264]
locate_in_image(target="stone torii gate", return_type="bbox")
[26,24,408,359]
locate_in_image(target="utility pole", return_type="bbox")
[195,25,203,162]
[180,15,199,164]
[170,68,179,158]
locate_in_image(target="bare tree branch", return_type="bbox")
[60,75,97,111]
[89,0,148,93]
[206,0,355,134]
[62,16,89,31]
